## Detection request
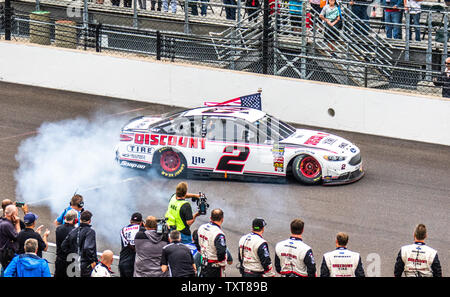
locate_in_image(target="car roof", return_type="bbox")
[182,106,266,123]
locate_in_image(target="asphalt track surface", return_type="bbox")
[1,81,449,277]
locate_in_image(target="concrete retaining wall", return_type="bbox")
[1,41,449,146]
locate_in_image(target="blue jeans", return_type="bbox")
[408,13,421,41]
[200,0,209,15]
[352,4,369,35]
[385,10,401,39]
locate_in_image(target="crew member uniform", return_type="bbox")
[238,232,275,277]
[165,194,194,244]
[119,221,143,277]
[320,247,365,277]
[197,221,227,277]
[275,237,316,277]
[394,242,442,277]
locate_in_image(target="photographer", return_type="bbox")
[165,182,201,244]
[0,204,21,274]
[54,194,84,227]
[119,212,144,278]
[134,216,169,277]
[2,199,28,230]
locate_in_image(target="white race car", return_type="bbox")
[115,106,364,185]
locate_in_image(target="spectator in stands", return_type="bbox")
[223,0,237,20]
[61,210,97,277]
[246,0,260,23]
[200,0,209,16]
[151,0,162,11]
[404,0,422,41]
[119,212,144,278]
[17,212,50,258]
[111,0,120,6]
[54,209,78,278]
[433,57,450,98]
[349,0,371,35]
[134,216,169,277]
[0,204,21,274]
[161,230,197,277]
[54,194,83,227]
[381,0,402,39]
[138,0,147,9]
[124,0,132,7]
[289,0,303,34]
[310,0,322,14]
[163,0,177,13]
[320,0,342,53]
[189,0,199,15]
[4,238,51,277]
[91,250,114,277]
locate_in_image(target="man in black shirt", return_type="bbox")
[161,230,196,277]
[61,210,97,277]
[54,209,77,277]
[17,213,49,258]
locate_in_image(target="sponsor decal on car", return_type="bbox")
[134,133,206,150]
[120,160,147,170]
[127,145,155,154]
[192,156,206,165]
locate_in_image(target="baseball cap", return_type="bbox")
[252,218,267,231]
[131,212,143,222]
[24,212,38,224]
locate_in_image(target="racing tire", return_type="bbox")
[292,155,322,185]
[153,147,187,178]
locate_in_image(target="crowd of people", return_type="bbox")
[0,181,443,277]
[91,0,428,42]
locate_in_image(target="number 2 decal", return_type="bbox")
[215,145,250,173]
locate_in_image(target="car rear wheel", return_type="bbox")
[292,155,322,185]
[154,147,187,178]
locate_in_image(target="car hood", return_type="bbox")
[280,129,359,155]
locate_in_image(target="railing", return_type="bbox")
[2,0,450,96]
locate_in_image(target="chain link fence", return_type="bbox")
[1,0,450,97]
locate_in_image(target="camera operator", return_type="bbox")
[197,208,228,277]
[119,212,144,278]
[2,199,28,230]
[165,182,201,244]
[54,194,84,227]
[134,216,169,277]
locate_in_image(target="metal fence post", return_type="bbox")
[442,12,448,72]
[184,0,190,34]
[156,30,162,60]
[262,0,269,74]
[405,10,410,61]
[133,0,138,28]
[426,10,432,81]
[4,0,11,40]
[95,23,102,52]
[300,1,306,79]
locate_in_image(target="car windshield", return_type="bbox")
[253,114,296,141]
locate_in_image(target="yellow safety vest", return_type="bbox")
[165,194,189,231]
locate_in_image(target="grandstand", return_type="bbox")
[1,0,450,96]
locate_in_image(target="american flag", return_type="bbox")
[203,93,262,110]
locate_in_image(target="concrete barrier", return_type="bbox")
[0,41,449,146]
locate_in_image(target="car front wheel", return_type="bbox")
[292,155,322,185]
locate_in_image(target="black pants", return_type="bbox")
[241,270,263,277]
[200,263,223,277]
[54,258,69,278]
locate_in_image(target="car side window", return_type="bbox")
[151,117,191,136]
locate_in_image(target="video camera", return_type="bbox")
[156,217,169,242]
[191,192,209,216]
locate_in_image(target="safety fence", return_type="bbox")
[1,0,450,97]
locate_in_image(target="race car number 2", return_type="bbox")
[215,145,250,173]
